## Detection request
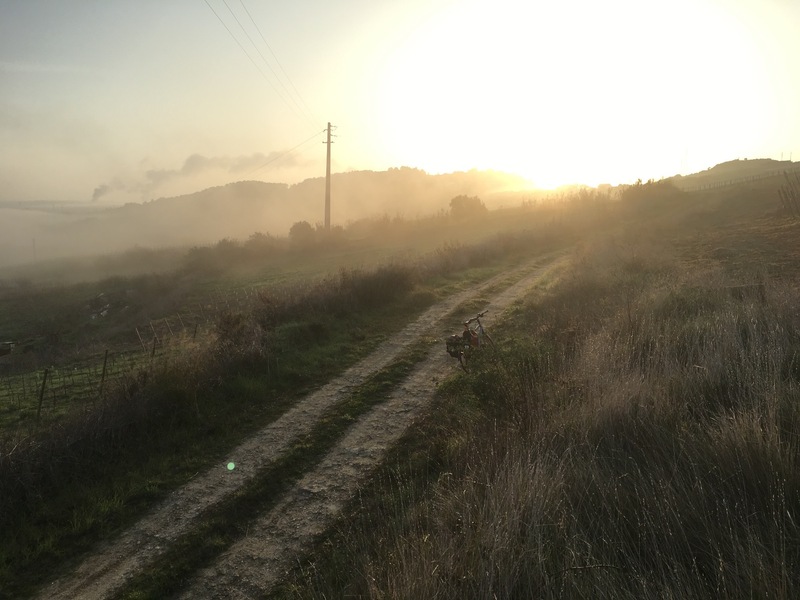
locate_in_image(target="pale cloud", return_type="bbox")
[91,179,127,203]
[234,151,312,174]
[151,152,312,180]
[92,151,316,203]
[141,155,227,189]
[91,183,112,203]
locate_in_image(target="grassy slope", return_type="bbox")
[276,182,800,598]
[0,206,573,599]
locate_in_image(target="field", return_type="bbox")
[0,206,551,432]
[276,178,800,598]
[2,176,799,598]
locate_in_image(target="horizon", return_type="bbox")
[0,154,793,273]
[2,1,800,206]
[1,155,789,210]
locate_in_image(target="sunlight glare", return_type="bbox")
[377,0,775,187]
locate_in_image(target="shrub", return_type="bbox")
[449,195,488,220]
[289,221,316,248]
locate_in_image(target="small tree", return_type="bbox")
[449,195,488,220]
[289,220,315,248]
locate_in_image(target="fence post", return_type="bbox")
[36,368,49,421]
[136,327,147,353]
[149,321,160,345]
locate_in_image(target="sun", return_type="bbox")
[373,0,776,188]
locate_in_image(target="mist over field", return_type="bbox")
[1,157,791,280]
[0,168,532,271]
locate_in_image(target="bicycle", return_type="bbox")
[446,310,495,371]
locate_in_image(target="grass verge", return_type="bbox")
[276,226,800,599]
[115,338,433,600]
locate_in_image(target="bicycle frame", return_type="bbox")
[446,310,494,371]
[464,312,489,346]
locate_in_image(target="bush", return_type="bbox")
[289,221,316,248]
[449,195,488,220]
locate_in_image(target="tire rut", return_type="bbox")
[179,257,563,599]
[36,254,564,600]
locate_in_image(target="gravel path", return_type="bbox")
[179,257,563,598]
[37,254,564,600]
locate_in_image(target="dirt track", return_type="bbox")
[38,253,565,600]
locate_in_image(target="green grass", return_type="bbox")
[1,224,565,599]
[0,348,163,433]
[0,294,419,599]
[115,338,433,600]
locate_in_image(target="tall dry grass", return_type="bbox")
[310,233,800,599]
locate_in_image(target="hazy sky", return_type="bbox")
[2,0,799,204]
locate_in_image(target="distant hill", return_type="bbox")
[670,158,799,191]
[0,168,530,268]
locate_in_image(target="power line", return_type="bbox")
[248,129,326,175]
[220,0,311,126]
[227,0,316,127]
[237,0,320,127]
[202,0,305,122]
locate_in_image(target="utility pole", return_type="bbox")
[324,122,334,230]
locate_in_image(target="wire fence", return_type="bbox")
[0,286,266,434]
[676,165,800,192]
[778,171,800,218]
[0,332,198,433]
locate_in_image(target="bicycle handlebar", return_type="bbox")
[463,310,488,326]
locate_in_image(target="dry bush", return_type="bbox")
[215,310,265,359]
[339,263,415,309]
[256,262,417,330]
